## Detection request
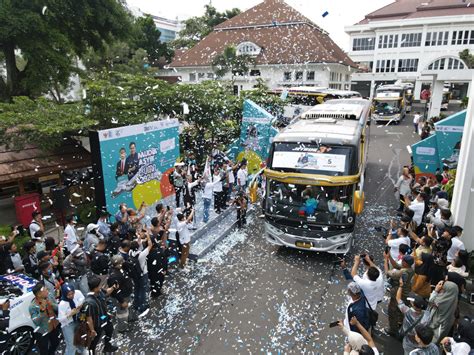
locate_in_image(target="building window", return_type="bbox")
[329,83,342,89]
[295,71,303,80]
[352,37,375,51]
[378,34,398,49]
[189,73,196,82]
[398,59,419,72]
[375,59,396,73]
[250,69,261,76]
[356,61,373,72]
[283,71,292,81]
[236,41,262,56]
[451,30,474,45]
[401,33,422,47]
[306,71,315,80]
[425,31,449,46]
[198,73,205,80]
[428,57,465,70]
[345,74,350,82]
[207,73,214,79]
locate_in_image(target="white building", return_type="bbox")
[168,0,355,94]
[345,0,474,117]
[151,15,182,43]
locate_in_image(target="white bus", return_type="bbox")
[372,85,408,124]
[262,99,371,254]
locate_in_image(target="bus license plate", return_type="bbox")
[295,241,312,248]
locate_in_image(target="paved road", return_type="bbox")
[118,111,424,354]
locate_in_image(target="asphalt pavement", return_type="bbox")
[117,108,446,354]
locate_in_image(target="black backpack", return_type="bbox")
[128,253,143,281]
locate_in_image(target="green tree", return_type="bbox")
[459,49,474,68]
[0,96,95,150]
[212,45,255,88]
[0,0,132,102]
[133,15,174,67]
[172,5,240,49]
[239,79,286,119]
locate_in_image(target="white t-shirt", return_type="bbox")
[237,168,248,187]
[447,237,465,262]
[227,167,235,184]
[408,200,425,226]
[58,290,84,326]
[64,224,78,252]
[203,178,221,199]
[212,174,223,192]
[413,114,421,124]
[177,220,191,244]
[354,274,384,310]
[388,236,411,260]
[29,220,41,238]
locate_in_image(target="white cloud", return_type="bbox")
[126,0,393,51]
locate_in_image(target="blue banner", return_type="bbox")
[434,110,466,169]
[96,120,180,213]
[229,99,277,174]
[412,134,440,177]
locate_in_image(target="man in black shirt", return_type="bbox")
[108,255,135,332]
[85,276,118,354]
[90,240,110,288]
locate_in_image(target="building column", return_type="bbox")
[429,78,444,118]
[369,79,375,100]
[451,72,474,251]
[414,80,423,102]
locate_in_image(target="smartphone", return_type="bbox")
[401,273,408,283]
[166,206,170,211]
[329,321,339,328]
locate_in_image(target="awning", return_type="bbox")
[0,140,91,185]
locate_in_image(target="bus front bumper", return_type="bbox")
[264,222,352,254]
[372,114,401,122]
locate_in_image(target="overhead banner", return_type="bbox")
[434,110,466,170]
[90,120,179,214]
[229,99,278,174]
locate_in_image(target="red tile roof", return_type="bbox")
[170,0,355,68]
[357,0,474,24]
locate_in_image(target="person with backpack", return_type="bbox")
[89,240,110,289]
[58,283,85,355]
[29,210,45,239]
[396,276,431,354]
[130,231,153,314]
[108,255,136,332]
[84,275,118,354]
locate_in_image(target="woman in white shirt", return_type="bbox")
[394,167,413,212]
[58,283,85,355]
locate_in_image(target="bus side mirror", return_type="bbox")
[353,190,364,215]
[249,181,258,203]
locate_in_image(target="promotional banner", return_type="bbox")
[412,135,440,178]
[90,120,179,214]
[434,110,466,169]
[229,99,278,174]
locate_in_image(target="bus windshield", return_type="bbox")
[266,180,355,225]
[270,142,356,176]
[374,100,400,114]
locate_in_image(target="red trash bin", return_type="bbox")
[14,193,41,228]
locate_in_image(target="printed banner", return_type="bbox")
[412,135,440,177]
[91,120,179,213]
[272,151,346,173]
[229,99,278,174]
[434,110,466,170]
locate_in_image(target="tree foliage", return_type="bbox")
[0,0,132,102]
[212,46,255,86]
[172,5,240,49]
[459,49,474,69]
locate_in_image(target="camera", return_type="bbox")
[384,246,391,254]
[360,254,366,259]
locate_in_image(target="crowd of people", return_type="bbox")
[337,167,473,354]
[0,152,250,354]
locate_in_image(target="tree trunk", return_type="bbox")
[3,42,20,101]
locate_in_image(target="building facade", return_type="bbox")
[151,15,182,43]
[168,0,355,94]
[345,0,474,115]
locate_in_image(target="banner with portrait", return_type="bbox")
[90,120,179,213]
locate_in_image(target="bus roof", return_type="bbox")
[273,99,370,145]
[273,86,361,97]
[376,85,405,92]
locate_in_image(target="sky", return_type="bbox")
[126,0,393,51]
